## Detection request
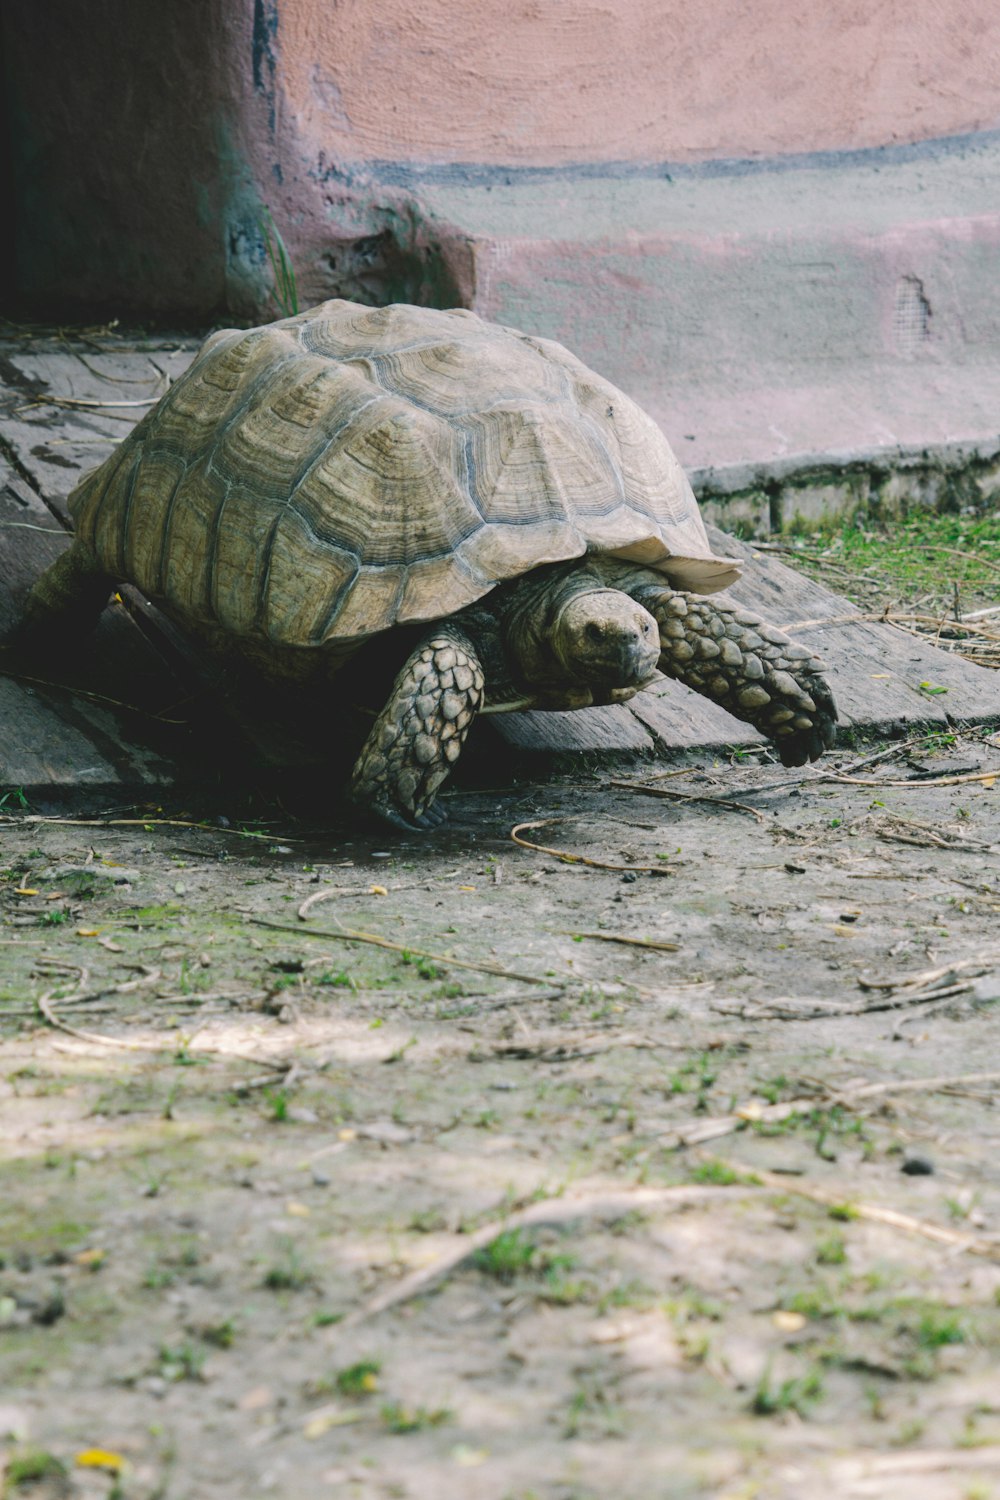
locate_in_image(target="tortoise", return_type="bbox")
[19,300,837,829]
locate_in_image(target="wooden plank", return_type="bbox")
[0,462,70,635]
[489,703,654,754]
[0,343,196,520]
[628,676,768,754]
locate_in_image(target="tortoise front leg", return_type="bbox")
[634,586,837,766]
[350,628,486,830]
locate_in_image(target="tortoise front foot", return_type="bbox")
[640,589,838,765]
[350,630,485,831]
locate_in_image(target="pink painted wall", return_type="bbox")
[5,0,1000,317]
[277,0,1000,166]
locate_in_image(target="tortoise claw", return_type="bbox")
[368,798,447,832]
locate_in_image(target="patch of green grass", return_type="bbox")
[313,1309,344,1327]
[472,1227,581,1291]
[199,1317,237,1349]
[563,1378,627,1440]
[433,981,465,1000]
[828,1202,860,1222]
[596,1277,656,1313]
[126,902,185,926]
[750,1104,873,1160]
[258,206,299,318]
[538,1271,594,1306]
[781,1284,848,1322]
[777,509,1000,615]
[264,1088,289,1122]
[336,1358,381,1396]
[756,1073,790,1105]
[142,1265,177,1291]
[664,1287,726,1324]
[261,1241,315,1292]
[158,1342,206,1381]
[664,1053,719,1113]
[776,1274,988,1378]
[317,969,355,989]
[380,1401,450,1434]
[815,1232,848,1266]
[689,1158,749,1187]
[5,1448,67,1487]
[752,1364,824,1417]
[912,1305,968,1349]
[472,1227,538,1282]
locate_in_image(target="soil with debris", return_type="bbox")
[2,729,1000,1500]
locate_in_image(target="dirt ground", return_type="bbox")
[2,726,1000,1500]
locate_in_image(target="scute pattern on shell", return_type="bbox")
[68,301,740,648]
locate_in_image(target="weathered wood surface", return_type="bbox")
[0,340,197,520]
[1,334,999,796]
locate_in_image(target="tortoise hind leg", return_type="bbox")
[12,542,114,655]
[350,628,486,830]
[632,585,837,766]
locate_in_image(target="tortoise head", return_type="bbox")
[548,588,661,694]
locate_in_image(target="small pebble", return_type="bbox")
[901,1154,935,1176]
[621,870,640,884]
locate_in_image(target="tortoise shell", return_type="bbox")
[69,301,740,649]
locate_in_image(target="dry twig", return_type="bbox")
[510,818,674,873]
[251,915,563,988]
[609,781,768,823]
[0,813,293,842]
[827,770,999,789]
[560,930,680,953]
[487,1031,661,1061]
[747,1164,1000,1260]
[338,1184,747,1327]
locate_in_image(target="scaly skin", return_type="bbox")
[633,585,837,765]
[350,629,486,830]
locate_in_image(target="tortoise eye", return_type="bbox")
[585,622,603,643]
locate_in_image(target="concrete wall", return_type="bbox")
[4,0,1000,320]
